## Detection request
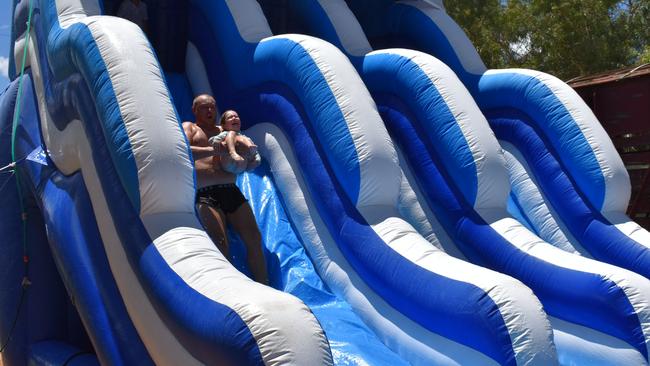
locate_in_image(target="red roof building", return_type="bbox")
[569,63,650,229]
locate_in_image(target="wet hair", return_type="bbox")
[219,110,236,126]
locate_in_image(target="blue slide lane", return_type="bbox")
[370,92,647,359]
[487,109,650,279]
[234,164,407,366]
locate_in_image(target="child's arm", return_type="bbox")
[225,131,245,161]
[208,128,227,156]
[245,136,261,171]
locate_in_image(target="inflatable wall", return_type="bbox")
[0,0,648,365]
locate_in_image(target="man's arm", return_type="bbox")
[190,146,215,160]
[182,122,215,160]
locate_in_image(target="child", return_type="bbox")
[209,110,261,174]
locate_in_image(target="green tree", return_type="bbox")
[443,0,508,69]
[446,0,649,80]
[527,0,635,79]
[640,46,650,64]
[623,0,650,64]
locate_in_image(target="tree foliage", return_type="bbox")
[445,0,650,80]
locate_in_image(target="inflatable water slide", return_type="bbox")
[0,0,646,365]
[279,0,650,364]
[341,0,650,276]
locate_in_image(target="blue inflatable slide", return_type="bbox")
[1,0,649,365]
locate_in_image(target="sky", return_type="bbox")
[0,0,11,91]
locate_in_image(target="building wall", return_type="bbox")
[572,71,650,229]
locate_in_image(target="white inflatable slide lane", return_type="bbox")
[21,0,332,364]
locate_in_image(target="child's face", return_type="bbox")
[222,111,241,132]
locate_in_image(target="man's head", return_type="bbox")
[192,94,217,128]
[220,110,241,132]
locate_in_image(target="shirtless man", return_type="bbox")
[182,94,268,285]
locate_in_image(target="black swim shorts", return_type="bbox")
[196,183,248,214]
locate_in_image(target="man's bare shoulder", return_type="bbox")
[185,121,224,147]
[183,121,205,143]
[182,121,197,131]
